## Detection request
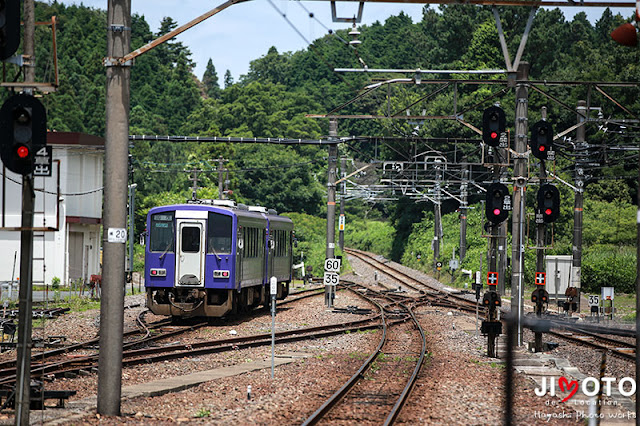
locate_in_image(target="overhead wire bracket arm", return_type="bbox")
[331,1,364,23]
[106,0,246,66]
[335,163,377,185]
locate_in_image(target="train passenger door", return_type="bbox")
[176,219,205,286]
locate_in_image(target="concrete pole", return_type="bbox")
[218,156,224,199]
[636,104,640,426]
[536,107,548,276]
[510,62,529,346]
[571,100,587,312]
[459,165,468,262]
[15,177,34,425]
[15,1,36,423]
[325,119,338,307]
[98,0,131,416]
[339,156,345,251]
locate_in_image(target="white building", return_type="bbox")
[0,132,104,287]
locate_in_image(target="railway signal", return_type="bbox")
[482,106,506,147]
[485,182,510,224]
[0,94,48,176]
[537,184,560,223]
[530,120,554,160]
[0,0,20,60]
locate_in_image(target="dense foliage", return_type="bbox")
[20,3,639,291]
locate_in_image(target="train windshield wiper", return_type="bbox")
[159,237,173,260]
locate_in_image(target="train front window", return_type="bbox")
[181,226,201,253]
[150,213,175,253]
[208,213,232,254]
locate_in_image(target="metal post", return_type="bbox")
[270,276,277,379]
[459,164,468,263]
[218,156,224,199]
[510,62,529,346]
[326,119,338,307]
[339,156,345,251]
[572,100,587,312]
[433,161,442,272]
[127,183,136,285]
[15,179,34,426]
[534,108,547,351]
[15,1,36,423]
[98,0,131,416]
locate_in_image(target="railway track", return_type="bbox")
[302,282,427,425]
[345,248,480,314]
[542,320,636,361]
[348,248,638,364]
[0,286,384,388]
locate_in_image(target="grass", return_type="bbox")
[195,408,211,418]
[611,293,636,322]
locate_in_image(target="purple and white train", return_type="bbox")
[145,199,293,318]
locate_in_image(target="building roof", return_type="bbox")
[47,132,105,147]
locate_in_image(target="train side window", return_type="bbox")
[181,226,201,253]
[208,213,232,254]
[150,212,175,253]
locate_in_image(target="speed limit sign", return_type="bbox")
[588,295,599,307]
[323,272,339,286]
[324,258,341,273]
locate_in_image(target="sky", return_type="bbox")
[65,1,635,82]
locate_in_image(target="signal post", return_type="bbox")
[481,107,509,358]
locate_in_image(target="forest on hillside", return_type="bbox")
[11,2,640,290]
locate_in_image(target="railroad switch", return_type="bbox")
[333,305,372,315]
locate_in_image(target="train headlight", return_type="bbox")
[214,270,230,278]
[150,268,167,277]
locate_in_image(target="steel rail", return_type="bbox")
[0,313,391,387]
[384,302,427,426]
[302,292,388,426]
[345,248,481,312]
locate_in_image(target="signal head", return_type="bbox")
[485,182,510,224]
[537,184,560,223]
[530,120,554,160]
[482,106,506,147]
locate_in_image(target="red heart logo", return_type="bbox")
[558,377,578,402]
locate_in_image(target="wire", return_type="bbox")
[0,172,104,196]
[265,0,357,91]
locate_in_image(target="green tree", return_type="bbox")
[224,70,234,88]
[202,59,221,99]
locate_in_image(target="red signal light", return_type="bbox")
[545,208,552,216]
[493,208,501,216]
[16,145,29,158]
[490,131,498,140]
[538,145,546,152]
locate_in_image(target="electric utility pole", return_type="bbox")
[459,164,468,262]
[218,156,224,199]
[433,160,443,272]
[325,119,338,307]
[571,100,587,311]
[339,156,346,251]
[98,0,131,416]
[510,62,529,346]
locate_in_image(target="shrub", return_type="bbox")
[581,245,636,294]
